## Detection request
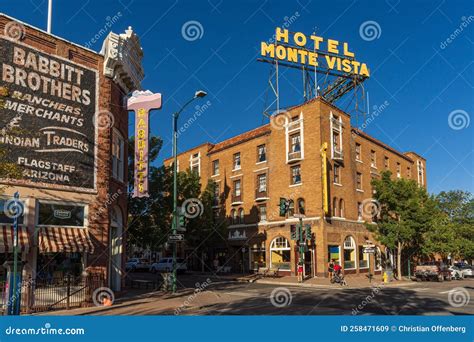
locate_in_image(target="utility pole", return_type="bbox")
[11,191,20,315]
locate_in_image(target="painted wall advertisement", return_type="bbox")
[0,38,97,189]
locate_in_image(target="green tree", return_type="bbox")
[368,171,435,279]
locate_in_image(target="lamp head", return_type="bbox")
[195,90,207,98]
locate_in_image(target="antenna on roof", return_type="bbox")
[47,0,53,33]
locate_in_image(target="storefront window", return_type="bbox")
[270,237,291,270]
[250,243,266,270]
[343,236,356,269]
[328,245,340,264]
[0,199,25,224]
[36,252,84,282]
[38,202,85,227]
[359,246,369,268]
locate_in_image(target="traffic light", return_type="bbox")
[305,224,312,240]
[178,214,185,228]
[279,197,289,217]
[290,225,297,240]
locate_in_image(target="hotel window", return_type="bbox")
[333,197,338,217]
[0,199,25,224]
[234,179,241,197]
[343,236,356,269]
[238,208,244,224]
[384,156,389,169]
[190,152,200,175]
[396,162,401,178]
[212,159,219,176]
[355,143,361,161]
[359,246,369,268]
[257,173,267,192]
[288,200,295,217]
[233,152,241,170]
[339,199,345,218]
[333,164,341,184]
[407,166,411,178]
[37,202,85,227]
[297,198,305,215]
[257,144,266,163]
[291,165,301,185]
[370,150,376,168]
[231,209,237,224]
[290,133,301,153]
[112,131,125,182]
[357,202,362,221]
[356,172,362,190]
[417,160,424,186]
[258,205,267,222]
[331,113,343,158]
[270,237,291,270]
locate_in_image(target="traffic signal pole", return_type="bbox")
[298,217,304,283]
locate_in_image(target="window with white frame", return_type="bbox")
[238,208,244,224]
[334,164,341,184]
[358,245,369,268]
[339,199,345,218]
[291,165,301,184]
[356,172,362,190]
[257,173,267,192]
[258,205,267,222]
[190,152,200,175]
[370,150,376,168]
[357,201,362,221]
[112,130,125,182]
[257,144,266,163]
[355,143,361,161]
[212,159,219,176]
[290,133,301,153]
[234,179,241,197]
[330,113,343,157]
[396,162,401,178]
[417,160,424,186]
[233,152,241,170]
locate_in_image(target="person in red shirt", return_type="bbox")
[333,263,342,276]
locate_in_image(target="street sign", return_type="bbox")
[363,244,376,248]
[363,247,376,253]
[168,234,184,243]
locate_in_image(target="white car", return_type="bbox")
[455,264,473,278]
[448,266,464,280]
[150,258,187,274]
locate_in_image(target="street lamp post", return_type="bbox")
[171,90,207,293]
[11,191,20,315]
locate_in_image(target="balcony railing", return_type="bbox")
[231,194,242,203]
[288,151,302,161]
[255,189,268,200]
[288,120,301,131]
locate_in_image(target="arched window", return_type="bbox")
[333,197,338,217]
[231,209,237,224]
[339,199,345,218]
[238,208,244,224]
[270,236,291,270]
[343,236,356,269]
[288,200,295,217]
[297,198,305,215]
[375,246,383,271]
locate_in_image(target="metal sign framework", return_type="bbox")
[258,30,369,127]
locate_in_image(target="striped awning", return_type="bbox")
[39,227,95,254]
[0,225,30,253]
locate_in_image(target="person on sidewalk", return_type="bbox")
[328,259,335,279]
[213,257,219,273]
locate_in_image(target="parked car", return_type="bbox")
[125,258,150,272]
[454,263,473,278]
[414,262,451,281]
[448,266,464,280]
[150,258,187,274]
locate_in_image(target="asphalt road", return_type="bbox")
[53,276,473,316]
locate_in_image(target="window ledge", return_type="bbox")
[231,201,244,206]
[211,174,220,178]
[356,160,363,164]
[232,168,241,172]
[356,189,364,193]
[256,160,267,165]
[255,197,269,201]
[289,183,302,188]
[333,182,342,187]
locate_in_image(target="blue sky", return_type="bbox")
[3,0,473,194]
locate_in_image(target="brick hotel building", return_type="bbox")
[166,97,426,277]
[0,12,143,301]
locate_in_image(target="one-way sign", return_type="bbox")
[168,234,184,243]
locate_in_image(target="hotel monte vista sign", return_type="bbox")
[0,38,98,189]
